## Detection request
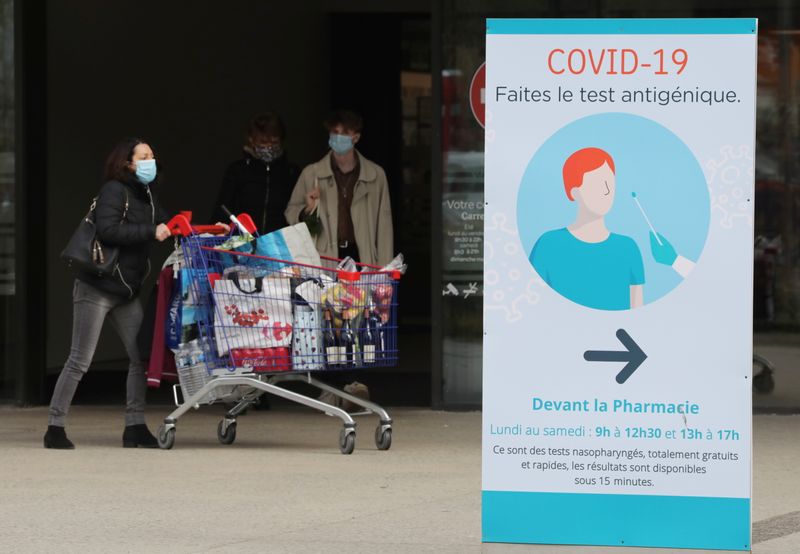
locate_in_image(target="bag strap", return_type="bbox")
[228,273,264,294]
[88,191,129,222]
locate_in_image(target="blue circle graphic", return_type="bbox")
[517,113,710,309]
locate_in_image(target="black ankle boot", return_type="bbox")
[123,424,158,448]
[44,425,75,449]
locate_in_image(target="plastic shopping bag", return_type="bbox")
[217,235,257,269]
[254,223,321,268]
[217,223,320,272]
[165,277,183,350]
[321,281,367,323]
[290,278,325,371]
[291,307,323,370]
[166,269,211,349]
[361,253,406,324]
[212,274,293,357]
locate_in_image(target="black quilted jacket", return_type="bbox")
[77,174,170,298]
[213,152,300,234]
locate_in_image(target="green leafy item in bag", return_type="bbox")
[304,204,323,237]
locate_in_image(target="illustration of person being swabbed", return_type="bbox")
[529,147,695,311]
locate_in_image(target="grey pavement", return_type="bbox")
[0,406,798,553]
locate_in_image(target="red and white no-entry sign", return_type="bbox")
[470,62,486,128]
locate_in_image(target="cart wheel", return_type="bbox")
[753,370,775,394]
[217,420,237,445]
[157,424,175,450]
[339,429,355,455]
[375,426,392,451]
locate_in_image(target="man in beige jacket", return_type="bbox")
[285,110,394,267]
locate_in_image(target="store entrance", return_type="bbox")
[328,13,433,405]
[38,7,434,408]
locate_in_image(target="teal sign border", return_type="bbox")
[487,18,757,35]
[483,491,750,550]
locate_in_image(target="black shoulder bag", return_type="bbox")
[60,193,129,276]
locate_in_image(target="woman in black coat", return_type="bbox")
[44,138,172,449]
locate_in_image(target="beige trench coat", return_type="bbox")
[285,151,394,266]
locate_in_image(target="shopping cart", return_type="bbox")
[157,213,400,454]
[753,353,775,394]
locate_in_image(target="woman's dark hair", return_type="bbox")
[324,110,363,133]
[103,137,153,182]
[247,112,286,141]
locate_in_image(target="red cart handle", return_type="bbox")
[167,211,258,237]
[228,213,257,234]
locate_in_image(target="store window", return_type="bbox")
[0,0,13,400]
[753,27,800,411]
[437,1,800,410]
[439,2,550,407]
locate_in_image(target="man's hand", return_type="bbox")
[155,223,171,242]
[305,186,320,213]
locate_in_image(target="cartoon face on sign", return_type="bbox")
[569,157,615,216]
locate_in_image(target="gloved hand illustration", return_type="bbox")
[650,232,677,266]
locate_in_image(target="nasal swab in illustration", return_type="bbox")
[631,192,662,246]
[632,192,695,279]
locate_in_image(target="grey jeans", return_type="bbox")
[48,279,146,427]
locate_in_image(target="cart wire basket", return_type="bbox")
[157,213,400,454]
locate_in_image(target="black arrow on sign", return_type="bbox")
[584,329,647,384]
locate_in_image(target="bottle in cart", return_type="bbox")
[367,308,385,360]
[359,308,377,365]
[340,315,357,366]
[323,309,341,368]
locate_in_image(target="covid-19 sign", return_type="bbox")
[482,19,756,550]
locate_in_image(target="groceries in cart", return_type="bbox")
[151,211,401,454]
[292,277,325,371]
[166,268,211,349]
[217,220,322,271]
[206,256,400,373]
[211,272,294,373]
[164,215,402,376]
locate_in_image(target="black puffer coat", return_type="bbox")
[213,151,300,234]
[77,174,170,298]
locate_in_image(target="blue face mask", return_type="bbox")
[135,159,157,185]
[328,134,354,155]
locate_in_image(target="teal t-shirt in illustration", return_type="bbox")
[530,228,645,310]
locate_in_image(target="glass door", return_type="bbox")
[0,0,14,400]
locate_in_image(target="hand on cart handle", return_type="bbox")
[155,223,171,242]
